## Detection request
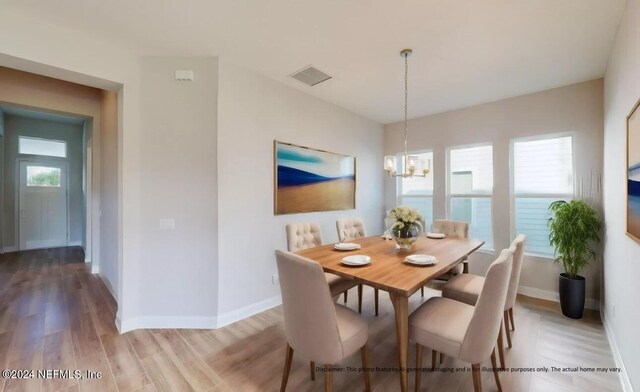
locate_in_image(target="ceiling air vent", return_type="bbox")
[289,65,332,86]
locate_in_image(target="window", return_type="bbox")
[448,144,493,249]
[27,166,61,187]
[397,151,434,227]
[19,136,67,158]
[512,135,573,256]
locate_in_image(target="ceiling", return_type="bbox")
[4,0,625,124]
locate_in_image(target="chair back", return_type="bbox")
[460,248,513,363]
[505,234,527,310]
[432,220,469,238]
[275,250,344,363]
[336,218,366,242]
[285,222,323,252]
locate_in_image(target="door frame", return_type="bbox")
[16,158,71,250]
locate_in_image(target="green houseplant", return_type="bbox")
[548,200,601,319]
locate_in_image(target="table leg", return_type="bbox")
[389,292,409,392]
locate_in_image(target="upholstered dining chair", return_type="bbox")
[421,219,470,297]
[441,234,527,369]
[275,250,371,392]
[285,223,358,303]
[336,218,379,316]
[410,249,513,392]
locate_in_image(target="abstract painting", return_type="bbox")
[274,141,355,215]
[628,98,640,243]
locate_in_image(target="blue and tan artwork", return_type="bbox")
[628,101,640,242]
[275,141,355,214]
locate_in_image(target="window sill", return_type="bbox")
[524,252,556,261]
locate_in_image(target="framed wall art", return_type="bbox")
[274,141,356,215]
[627,98,640,243]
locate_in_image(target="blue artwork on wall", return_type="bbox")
[274,141,355,215]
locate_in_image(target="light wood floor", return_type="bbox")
[0,247,622,392]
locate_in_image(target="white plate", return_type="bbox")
[426,232,446,239]
[404,254,437,266]
[334,242,361,251]
[342,255,371,266]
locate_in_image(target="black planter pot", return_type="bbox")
[559,273,585,319]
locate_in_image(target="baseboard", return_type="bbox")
[91,263,99,274]
[216,294,282,328]
[98,273,118,303]
[602,309,633,392]
[2,246,17,253]
[517,285,600,310]
[69,241,82,247]
[120,315,218,331]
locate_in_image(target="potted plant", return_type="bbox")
[548,200,601,319]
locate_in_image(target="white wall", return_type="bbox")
[3,114,85,249]
[216,60,385,325]
[133,57,219,328]
[384,80,604,305]
[603,0,640,388]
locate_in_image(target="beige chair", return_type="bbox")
[285,223,357,301]
[410,249,513,392]
[275,250,371,392]
[441,234,526,369]
[336,218,379,316]
[421,219,470,297]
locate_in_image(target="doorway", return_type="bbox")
[18,160,69,250]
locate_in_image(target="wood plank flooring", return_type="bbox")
[0,247,623,391]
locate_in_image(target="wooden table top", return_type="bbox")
[296,235,484,296]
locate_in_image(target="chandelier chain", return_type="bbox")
[404,51,408,167]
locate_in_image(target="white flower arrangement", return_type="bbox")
[388,206,425,232]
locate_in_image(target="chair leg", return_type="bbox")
[310,361,315,381]
[421,286,424,297]
[343,289,348,304]
[472,363,482,392]
[490,349,502,392]
[361,345,371,392]
[415,344,423,392]
[504,311,512,348]
[358,284,363,313]
[440,352,444,364]
[431,350,437,370]
[509,308,515,331]
[280,344,294,392]
[324,365,332,392]
[374,289,379,316]
[497,325,506,370]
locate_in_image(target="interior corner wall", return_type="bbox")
[216,60,385,326]
[603,0,640,388]
[384,79,605,305]
[135,57,219,328]
[100,90,119,299]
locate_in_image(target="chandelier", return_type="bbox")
[384,49,430,178]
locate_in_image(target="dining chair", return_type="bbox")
[421,219,470,297]
[336,218,379,316]
[275,250,371,392]
[441,234,526,369]
[410,249,513,392]
[285,223,358,303]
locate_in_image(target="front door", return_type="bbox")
[19,161,68,250]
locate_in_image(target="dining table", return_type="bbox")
[296,235,484,392]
